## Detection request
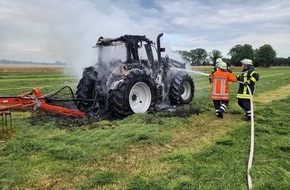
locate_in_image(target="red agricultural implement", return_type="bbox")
[0,87,85,118]
[0,86,87,135]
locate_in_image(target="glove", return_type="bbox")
[236,75,241,81]
[244,80,251,86]
[209,75,212,84]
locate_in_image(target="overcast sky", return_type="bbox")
[1,0,290,64]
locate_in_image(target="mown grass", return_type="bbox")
[0,69,78,95]
[0,66,290,189]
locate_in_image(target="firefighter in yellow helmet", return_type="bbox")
[210,61,237,118]
[236,59,259,121]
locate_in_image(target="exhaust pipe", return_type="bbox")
[157,33,165,60]
[157,33,165,72]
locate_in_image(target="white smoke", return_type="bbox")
[1,0,157,77]
[160,40,192,72]
[1,0,199,78]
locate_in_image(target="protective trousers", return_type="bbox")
[213,100,229,115]
[238,98,251,119]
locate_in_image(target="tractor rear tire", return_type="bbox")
[76,67,98,112]
[169,71,194,105]
[108,69,156,118]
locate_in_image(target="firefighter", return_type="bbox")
[236,59,259,121]
[209,58,233,83]
[210,61,237,118]
[209,58,222,83]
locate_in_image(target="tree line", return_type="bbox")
[178,44,290,67]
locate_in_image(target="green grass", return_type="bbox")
[0,71,78,95]
[0,66,290,189]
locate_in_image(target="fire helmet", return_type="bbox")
[218,61,228,70]
[241,59,253,65]
[216,58,223,63]
[215,58,223,68]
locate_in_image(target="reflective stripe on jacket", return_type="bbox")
[237,70,259,99]
[210,69,237,100]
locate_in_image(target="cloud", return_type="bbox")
[0,0,289,70]
[0,1,137,61]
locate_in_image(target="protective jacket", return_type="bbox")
[209,66,232,83]
[208,66,218,83]
[210,69,237,100]
[237,69,259,99]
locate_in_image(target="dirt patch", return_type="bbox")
[29,111,93,128]
[159,107,201,118]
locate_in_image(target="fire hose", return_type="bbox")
[207,73,255,189]
[1,76,256,188]
[199,71,255,189]
[237,81,255,190]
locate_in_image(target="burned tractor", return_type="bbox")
[76,33,194,118]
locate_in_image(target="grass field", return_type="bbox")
[0,65,290,190]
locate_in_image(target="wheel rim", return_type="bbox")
[129,82,152,113]
[181,81,191,100]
